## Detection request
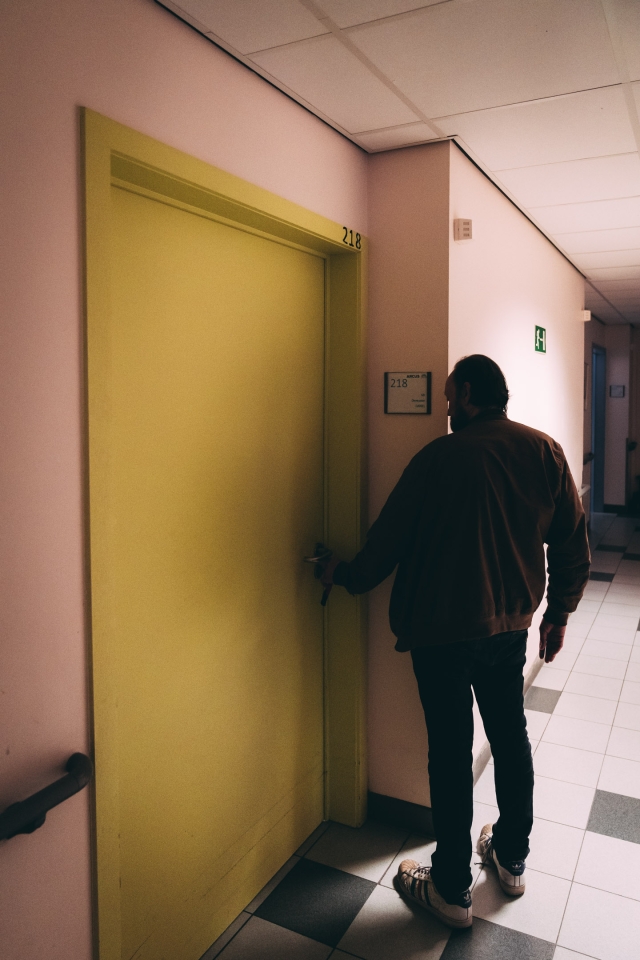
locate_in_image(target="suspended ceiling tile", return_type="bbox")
[573,249,640,270]
[530,197,640,235]
[319,0,445,29]
[496,154,640,207]
[586,265,640,281]
[559,226,640,255]
[355,122,439,151]
[249,34,417,132]
[349,0,618,118]
[438,87,635,170]
[165,0,327,53]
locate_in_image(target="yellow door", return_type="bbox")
[98,183,326,959]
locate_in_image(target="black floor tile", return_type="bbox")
[623,553,640,561]
[589,572,615,581]
[254,858,375,947]
[595,544,626,552]
[441,918,554,959]
[524,686,562,713]
[587,789,640,845]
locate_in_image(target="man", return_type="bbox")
[320,355,590,929]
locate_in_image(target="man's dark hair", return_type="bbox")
[452,355,510,411]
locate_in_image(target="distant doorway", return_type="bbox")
[591,344,606,512]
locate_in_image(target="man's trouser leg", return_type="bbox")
[411,643,475,900]
[472,631,534,863]
[410,630,533,900]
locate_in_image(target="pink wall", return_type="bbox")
[0,2,367,957]
[366,144,450,806]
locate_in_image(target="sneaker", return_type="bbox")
[394,859,472,928]
[477,823,526,896]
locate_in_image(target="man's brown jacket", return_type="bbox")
[333,410,590,650]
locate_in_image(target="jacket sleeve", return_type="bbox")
[544,452,591,625]
[333,453,428,595]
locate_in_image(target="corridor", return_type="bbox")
[204,515,640,960]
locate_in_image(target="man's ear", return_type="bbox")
[461,381,473,406]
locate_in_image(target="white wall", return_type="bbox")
[449,143,585,676]
[366,141,586,810]
[0,3,367,957]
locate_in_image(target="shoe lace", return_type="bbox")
[411,865,431,880]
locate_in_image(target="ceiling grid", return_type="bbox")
[157,0,640,324]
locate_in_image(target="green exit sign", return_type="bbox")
[535,326,547,353]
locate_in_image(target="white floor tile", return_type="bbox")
[563,636,589,655]
[581,639,631,662]
[546,651,578,672]
[613,574,640,585]
[245,858,300,913]
[582,582,610,601]
[305,820,409,883]
[532,666,569,691]
[488,741,538,764]
[626,661,640,683]
[564,623,591,640]
[598,755,640,800]
[576,599,605,615]
[542,714,611,754]
[607,727,640,763]
[219,916,332,960]
[337,884,450,960]
[203,913,251,960]
[616,561,640,579]
[614,702,640,732]
[554,692,617,725]
[591,612,639,632]
[524,708,551,740]
[621,680,640,705]
[474,767,497,806]
[534,775,595,828]
[534,741,604,788]
[600,601,640,618]
[472,865,570,941]
[604,584,640,602]
[573,655,628,680]
[554,948,600,960]
[575,831,640,902]
[588,625,638,646]
[559,882,640,959]
[631,646,640,664]
[294,822,330,856]
[527,817,584,880]
[564,672,623,701]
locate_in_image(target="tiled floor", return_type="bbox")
[204,514,640,960]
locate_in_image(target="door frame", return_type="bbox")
[82,108,367,959]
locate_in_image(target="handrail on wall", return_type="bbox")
[0,753,93,841]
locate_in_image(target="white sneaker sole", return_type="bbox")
[478,828,526,897]
[393,875,473,928]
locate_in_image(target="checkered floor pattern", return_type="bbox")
[204,514,640,960]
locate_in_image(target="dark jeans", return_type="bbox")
[411,630,534,901]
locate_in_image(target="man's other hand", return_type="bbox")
[320,556,341,587]
[539,618,566,663]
